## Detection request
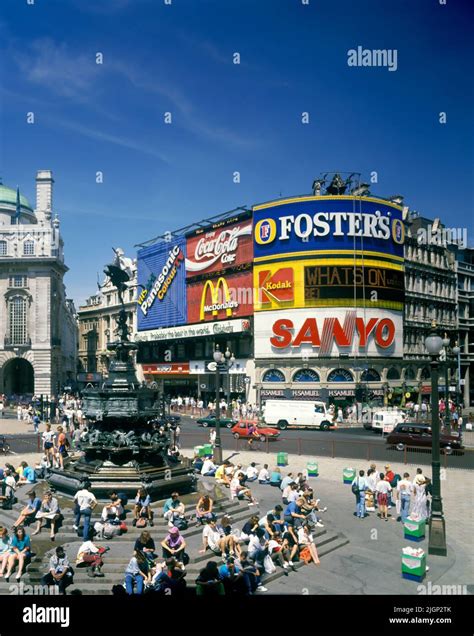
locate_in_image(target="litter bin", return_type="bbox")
[277,452,288,467]
[403,517,426,542]
[307,461,319,477]
[401,547,426,582]
[343,467,356,484]
[202,443,213,457]
[194,445,206,458]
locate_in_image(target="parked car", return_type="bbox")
[386,423,464,453]
[196,414,236,429]
[231,421,280,441]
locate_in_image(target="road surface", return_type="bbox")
[3,416,472,470]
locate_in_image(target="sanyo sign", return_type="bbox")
[254,308,403,359]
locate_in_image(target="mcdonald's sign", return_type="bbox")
[187,270,254,323]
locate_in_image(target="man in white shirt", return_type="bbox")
[258,464,270,484]
[376,476,392,520]
[245,463,258,482]
[201,458,217,477]
[397,472,413,523]
[200,519,225,555]
[73,483,97,540]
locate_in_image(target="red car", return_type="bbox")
[231,421,280,441]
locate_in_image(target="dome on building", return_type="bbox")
[0,183,34,213]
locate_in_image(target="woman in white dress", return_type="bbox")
[411,480,428,520]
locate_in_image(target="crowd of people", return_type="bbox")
[351,463,432,522]
[170,395,260,420]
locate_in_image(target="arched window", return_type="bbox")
[387,367,400,380]
[405,366,416,380]
[9,297,28,345]
[361,368,381,382]
[327,368,354,382]
[23,240,35,256]
[420,367,431,380]
[293,369,320,383]
[0,240,7,256]
[262,369,285,383]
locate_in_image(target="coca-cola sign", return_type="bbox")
[186,217,253,277]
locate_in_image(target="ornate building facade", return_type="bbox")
[77,252,137,383]
[0,171,77,397]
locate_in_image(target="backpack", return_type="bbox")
[351,481,360,496]
[136,517,147,528]
[174,517,188,531]
[103,523,121,539]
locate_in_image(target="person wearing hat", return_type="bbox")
[41,546,74,594]
[161,527,187,565]
[413,467,426,486]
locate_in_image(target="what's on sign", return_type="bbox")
[253,196,404,261]
[254,308,403,359]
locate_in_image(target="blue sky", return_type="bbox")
[1,0,473,304]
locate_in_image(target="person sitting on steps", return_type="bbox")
[133,487,153,527]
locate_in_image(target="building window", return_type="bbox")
[23,240,35,256]
[9,296,28,345]
[0,240,7,256]
[360,368,381,382]
[327,368,354,382]
[387,367,400,380]
[293,369,320,382]
[420,367,431,380]
[9,275,27,288]
[262,369,285,382]
[405,366,417,380]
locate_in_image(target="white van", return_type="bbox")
[371,409,406,434]
[263,400,333,430]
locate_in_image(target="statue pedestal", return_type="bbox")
[48,456,196,500]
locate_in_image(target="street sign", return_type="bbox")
[207,362,217,372]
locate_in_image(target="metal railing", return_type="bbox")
[177,430,473,470]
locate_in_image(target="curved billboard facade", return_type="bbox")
[253,195,404,360]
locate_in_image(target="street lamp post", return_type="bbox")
[452,342,461,409]
[212,345,235,465]
[425,327,447,557]
[442,334,451,428]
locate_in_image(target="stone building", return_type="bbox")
[77,252,137,383]
[456,247,474,407]
[0,171,77,397]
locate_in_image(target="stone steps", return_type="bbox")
[15,527,349,592]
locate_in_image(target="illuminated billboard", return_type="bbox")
[253,196,404,262]
[186,212,253,278]
[137,237,187,330]
[254,308,403,359]
[254,259,404,311]
[187,270,253,323]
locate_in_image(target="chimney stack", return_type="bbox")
[36,170,54,215]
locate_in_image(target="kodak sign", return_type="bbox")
[258,267,294,304]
